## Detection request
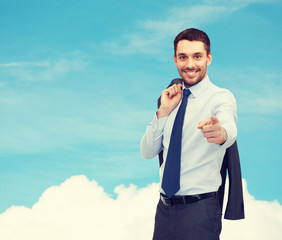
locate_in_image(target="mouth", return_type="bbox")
[183,69,199,78]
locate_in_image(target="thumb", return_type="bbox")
[211,115,219,125]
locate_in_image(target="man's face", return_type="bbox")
[174,40,212,88]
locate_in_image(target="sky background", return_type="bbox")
[0,0,281,225]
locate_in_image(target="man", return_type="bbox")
[141,28,238,239]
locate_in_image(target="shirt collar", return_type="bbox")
[183,76,211,98]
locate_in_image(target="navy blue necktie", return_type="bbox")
[162,88,191,198]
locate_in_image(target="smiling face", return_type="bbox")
[174,40,212,88]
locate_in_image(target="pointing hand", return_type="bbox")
[197,115,227,145]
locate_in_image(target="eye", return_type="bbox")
[179,56,187,60]
[194,55,201,60]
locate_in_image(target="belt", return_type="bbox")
[160,192,216,206]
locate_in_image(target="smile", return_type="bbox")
[183,69,199,77]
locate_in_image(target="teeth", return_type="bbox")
[185,71,196,76]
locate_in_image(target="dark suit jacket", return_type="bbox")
[157,78,245,220]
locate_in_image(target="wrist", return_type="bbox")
[220,128,227,145]
[157,107,171,119]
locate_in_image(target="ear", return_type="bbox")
[207,52,212,66]
[174,54,177,65]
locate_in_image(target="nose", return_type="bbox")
[185,58,195,69]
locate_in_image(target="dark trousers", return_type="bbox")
[153,195,222,240]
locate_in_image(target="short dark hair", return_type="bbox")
[174,28,211,55]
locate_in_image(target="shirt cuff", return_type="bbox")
[220,122,237,149]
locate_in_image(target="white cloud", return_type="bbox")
[0,176,281,240]
[106,5,232,56]
[105,0,276,57]
[205,0,277,7]
[0,176,158,240]
[0,61,50,68]
[221,179,282,240]
[0,57,85,82]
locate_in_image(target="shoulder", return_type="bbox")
[209,82,235,98]
[208,82,237,106]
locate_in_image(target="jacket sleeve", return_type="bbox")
[218,141,245,220]
[222,141,245,220]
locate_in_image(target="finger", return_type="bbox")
[197,119,211,129]
[174,84,182,95]
[211,115,219,125]
[173,84,179,95]
[206,137,219,144]
[201,125,213,132]
[168,84,177,98]
[162,88,170,96]
[168,87,175,98]
[202,124,221,133]
[203,131,220,139]
[170,84,183,98]
[177,84,183,92]
[203,132,223,143]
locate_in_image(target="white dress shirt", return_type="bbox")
[141,76,237,196]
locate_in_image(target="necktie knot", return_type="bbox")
[183,88,191,97]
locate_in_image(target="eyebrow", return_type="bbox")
[178,52,203,56]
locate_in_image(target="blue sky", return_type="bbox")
[0,0,281,213]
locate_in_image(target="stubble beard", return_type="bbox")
[180,67,207,88]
